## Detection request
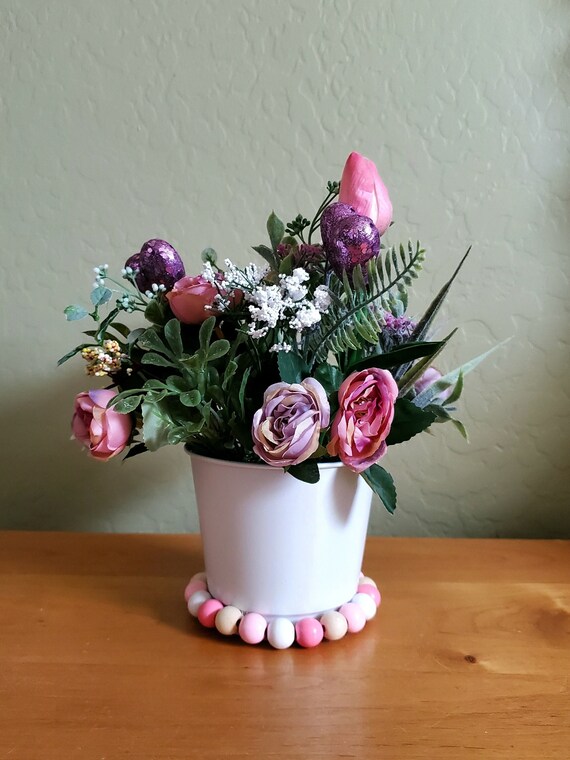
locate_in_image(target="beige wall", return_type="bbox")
[1,0,568,536]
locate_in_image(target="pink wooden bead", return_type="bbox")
[238,613,267,644]
[339,602,367,633]
[295,618,324,648]
[197,599,223,628]
[184,579,207,602]
[357,583,381,607]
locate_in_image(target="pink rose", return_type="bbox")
[252,378,330,467]
[339,151,393,235]
[166,275,219,324]
[327,368,398,473]
[72,389,132,461]
[414,367,453,402]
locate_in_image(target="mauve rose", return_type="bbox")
[327,368,398,473]
[166,275,219,324]
[414,367,453,402]
[339,152,393,235]
[252,378,330,467]
[72,389,132,461]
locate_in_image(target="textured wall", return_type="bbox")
[1,0,568,536]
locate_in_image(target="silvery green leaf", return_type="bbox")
[90,286,112,307]
[64,305,88,321]
[142,401,172,451]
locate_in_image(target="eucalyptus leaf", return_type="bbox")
[361,465,397,514]
[64,305,88,321]
[90,286,112,307]
[201,247,217,264]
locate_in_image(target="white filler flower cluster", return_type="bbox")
[202,260,331,352]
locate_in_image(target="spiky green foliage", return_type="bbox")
[307,241,425,366]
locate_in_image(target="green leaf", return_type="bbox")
[288,460,320,484]
[238,366,252,417]
[141,352,177,368]
[199,316,216,350]
[413,339,509,408]
[138,328,173,357]
[277,352,309,384]
[361,465,397,514]
[278,251,295,275]
[180,390,201,407]
[144,379,166,390]
[110,322,131,339]
[114,395,142,414]
[64,305,88,321]
[57,343,92,366]
[348,341,444,373]
[267,211,285,251]
[145,298,167,326]
[252,244,278,269]
[165,375,188,392]
[314,363,343,394]
[164,318,183,357]
[207,339,230,361]
[386,398,437,445]
[201,247,217,264]
[96,307,121,341]
[142,401,172,451]
[397,330,457,395]
[425,404,469,441]
[90,286,112,307]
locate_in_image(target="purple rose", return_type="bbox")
[252,378,330,467]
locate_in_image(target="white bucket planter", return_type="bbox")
[189,453,373,621]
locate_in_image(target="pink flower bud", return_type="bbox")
[339,152,393,235]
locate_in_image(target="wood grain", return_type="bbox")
[0,532,569,759]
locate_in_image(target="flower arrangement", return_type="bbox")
[61,151,494,513]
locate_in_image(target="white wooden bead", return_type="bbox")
[215,605,243,635]
[187,590,212,617]
[351,592,377,620]
[320,610,348,641]
[267,618,295,649]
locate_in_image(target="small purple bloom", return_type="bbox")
[381,313,416,350]
[252,378,330,467]
[125,239,185,293]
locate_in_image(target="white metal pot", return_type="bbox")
[189,453,373,620]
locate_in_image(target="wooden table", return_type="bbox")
[1,533,569,759]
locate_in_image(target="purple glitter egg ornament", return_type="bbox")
[125,239,185,293]
[323,213,380,276]
[320,202,357,246]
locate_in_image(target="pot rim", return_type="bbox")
[185,447,345,472]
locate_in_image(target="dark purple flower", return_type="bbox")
[381,313,416,350]
[125,239,185,293]
[276,242,326,269]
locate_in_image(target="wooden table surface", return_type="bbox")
[0,532,569,759]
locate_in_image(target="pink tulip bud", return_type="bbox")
[339,152,393,235]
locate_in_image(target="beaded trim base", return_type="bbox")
[184,571,381,649]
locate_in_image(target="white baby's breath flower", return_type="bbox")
[269,342,292,353]
[289,303,322,331]
[313,285,332,313]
